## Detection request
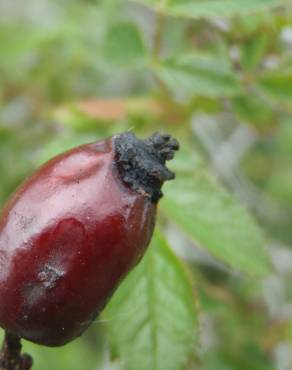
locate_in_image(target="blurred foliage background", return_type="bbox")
[1,0,292,369]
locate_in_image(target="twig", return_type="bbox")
[151,6,179,105]
[153,11,165,62]
[0,332,32,370]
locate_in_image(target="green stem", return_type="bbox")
[151,8,175,101]
[153,11,165,62]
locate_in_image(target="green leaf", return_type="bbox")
[240,33,268,71]
[105,231,198,370]
[267,168,292,204]
[275,120,292,157]
[134,0,289,19]
[161,173,271,276]
[232,95,273,127]
[168,146,205,174]
[103,21,146,66]
[266,121,292,204]
[155,54,241,99]
[0,26,47,67]
[259,70,292,106]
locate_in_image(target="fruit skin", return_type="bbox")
[0,133,178,347]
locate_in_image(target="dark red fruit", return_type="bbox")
[0,132,178,346]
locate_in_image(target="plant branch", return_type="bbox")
[151,8,177,102]
[0,332,32,370]
[153,11,165,62]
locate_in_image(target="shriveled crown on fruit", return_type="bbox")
[114,132,179,202]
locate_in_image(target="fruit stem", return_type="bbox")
[0,332,32,370]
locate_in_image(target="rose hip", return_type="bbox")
[0,132,178,346]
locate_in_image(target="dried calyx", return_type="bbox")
[114,132,179,202]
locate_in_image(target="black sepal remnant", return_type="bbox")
[114,132,179,203]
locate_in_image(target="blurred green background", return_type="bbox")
[1,1,292,369]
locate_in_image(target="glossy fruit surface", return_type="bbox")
[0,132,178,346]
